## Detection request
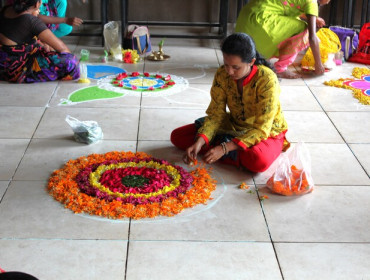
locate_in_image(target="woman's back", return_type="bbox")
[0,6,47,45]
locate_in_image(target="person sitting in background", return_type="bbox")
[0,0,80,83]
[235,0,331,79]
[171,33,289,173]
[38,0,86,38]
[6,0,86,38]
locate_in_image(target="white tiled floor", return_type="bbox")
[0,35,369,280]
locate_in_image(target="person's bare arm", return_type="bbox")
[38,14,83,26]
[307,14,325,75]
[300,14,325,27]
[0,33,17,45]
[38,29,70,53]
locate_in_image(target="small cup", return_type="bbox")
[334,51,344,65]
[80,49,90,62]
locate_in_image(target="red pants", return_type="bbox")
[170,124,287,173]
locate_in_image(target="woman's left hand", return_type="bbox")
[203,145,224,164]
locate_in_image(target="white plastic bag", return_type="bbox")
[266,142,314,196]
[103,21,122,60]
[65,115,103,144]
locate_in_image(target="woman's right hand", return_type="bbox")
[66,17,83,27]
[183,137,205,164]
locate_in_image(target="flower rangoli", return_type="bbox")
[324,67,370,105]
[48,151,216,219]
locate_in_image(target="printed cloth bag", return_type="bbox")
[329,26,359,60]
[123,25,152,54]
[301,28,341,70]
[348,23,370,65]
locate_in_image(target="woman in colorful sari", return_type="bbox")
[171,33,289,173]
[0,0,80,83]
[235,0,331,79]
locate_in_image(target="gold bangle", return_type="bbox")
[221,142,228,155]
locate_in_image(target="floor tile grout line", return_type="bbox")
[0,237,369,244]
[306,86,370,178]
[124,61,146,280]
[252,178,285,280]
[347,145,370,178]
[47,82,61,107]
[0,98,52,205]
[124,221,131,280]
[0,237,129,241]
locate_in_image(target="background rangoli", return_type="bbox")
[324,67,370,105]
[59,65,189,105]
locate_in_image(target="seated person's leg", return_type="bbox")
[171,124,198,151]
[58,53,80,80]
[274,17,308,78]
[238,134,286,173]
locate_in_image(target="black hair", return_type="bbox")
[221,32,275,71]
[0,271,38,280]
[13,0,40,14]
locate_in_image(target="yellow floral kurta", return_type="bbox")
[197,65,289,150]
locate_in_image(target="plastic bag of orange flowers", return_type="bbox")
[267,142,314,196]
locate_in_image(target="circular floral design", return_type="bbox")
[97,72,188,97]
[123,76,165,89]
[48,151,216,219]
[111,72,175,91]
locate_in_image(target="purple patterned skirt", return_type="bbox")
[0,38,80,83]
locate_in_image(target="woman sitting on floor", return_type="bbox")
[171,33,290,173]
[235,0,331,79]
[0,0,80,83]
[6,0,86,38]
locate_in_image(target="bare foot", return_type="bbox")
[277,70,302,79]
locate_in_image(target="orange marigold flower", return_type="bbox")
[266,165,313,196]
[239,182,250,190]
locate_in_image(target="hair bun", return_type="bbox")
[13,0,37,13]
